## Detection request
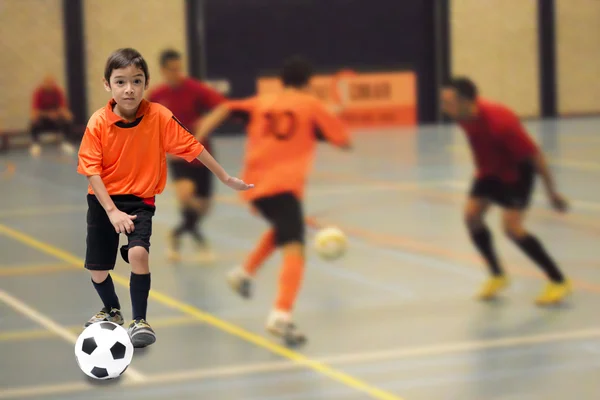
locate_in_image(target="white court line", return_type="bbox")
[0,289,146,383]
[441,180,600,212]
[448,144,600,172]
[2,325,599,398]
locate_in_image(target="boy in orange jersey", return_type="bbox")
[195,56,351,346]
[77,48,252,348]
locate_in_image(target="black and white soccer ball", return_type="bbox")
[74,321,134,380]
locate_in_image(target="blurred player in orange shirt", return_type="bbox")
[77,48,252,348]
[196,56,351,345]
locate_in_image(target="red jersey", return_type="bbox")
[32,86,66,111]
[148,77,225,155]
[459,99,538,182]
[225,90,350,202]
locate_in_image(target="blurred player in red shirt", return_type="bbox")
[195,56,351,345]
[29,74,76,157]
[441,77,571,305]
[147,50,226,263]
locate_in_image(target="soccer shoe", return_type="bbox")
[60,142,75,155]
[166,231,182,262]
[84,307,124,327]
[476,275,510,300]
[127,319,156,348]
[226,267,253,299]
[29,143,41,158]
[266,315,307,347]
[535,279,573,306]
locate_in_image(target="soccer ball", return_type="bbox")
[74,321,134,380]
[314,226,347,260]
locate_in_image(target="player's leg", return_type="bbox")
[188,165,216,262]
[118,196,157,348]
[83,195,123,327]
[502,163,571,305]
[29,117,51,157]
[466,179,509,299]
[166,160,195,261]
[262,193,307,345]
[227,226,276,298]
[56,115,76,155]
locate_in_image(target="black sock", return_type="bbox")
[512,234,565,283]
[172,208,199,238]
[92,274,121,310]
[183,208,199,232]
[469,226,504,276]
[130,272,151,321]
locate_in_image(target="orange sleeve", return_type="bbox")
[162,111,205,162]
[77,115,104,176]
[225,97,256,112]
[312,102,350,147]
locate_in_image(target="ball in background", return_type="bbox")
[314,226,347,260]
[74,321,134,380]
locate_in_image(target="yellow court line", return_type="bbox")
[0,262,77,277]
[0,315,197,342]
[0,223,404,400]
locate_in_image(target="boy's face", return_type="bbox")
[104,65,148,113]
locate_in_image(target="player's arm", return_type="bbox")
[195,104,231,142]
[163,112,253,191]
[195,98,254,142]
[31,89,43,121]
[57,89,73,121]
[502,114,568,211]
[77,124,136,233]
[313,102,352,150]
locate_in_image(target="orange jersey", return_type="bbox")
[226,90,350,201]
[77,98,204,199]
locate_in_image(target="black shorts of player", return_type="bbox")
[169,159,213,198]
[470,161,535,210]
[85,194,156,271]
[252,192,305,246]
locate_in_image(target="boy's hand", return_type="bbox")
[224,176,254,191]
[548,191,569,213]
[107,209,137,234]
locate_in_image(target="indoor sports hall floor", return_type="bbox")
[1,117,599,400]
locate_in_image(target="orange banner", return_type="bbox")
[257,69,417,128]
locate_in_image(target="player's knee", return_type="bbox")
[128,246,150,274]
[281,241,304,258]
[464,210,484,231]
[502,214,526,240]
[175,180,195,203]
[90,270,110,284]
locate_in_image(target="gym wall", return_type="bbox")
[450,0,540,118]
[0,0,66,130]
[555,0,600,115]
[82,0,188,114]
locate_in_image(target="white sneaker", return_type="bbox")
[226,267,252,299]
[29,143,41,157]
[266,310,306,347]
[61,142,75,155]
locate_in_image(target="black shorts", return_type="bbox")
[169,159,213,198]
[252,192,305,246]
[469,161,535,209]
[85,194,156,271]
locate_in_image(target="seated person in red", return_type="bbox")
[29,74,75,157]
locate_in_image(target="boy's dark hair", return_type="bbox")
[281,56,313,88]
[159,49,182,67]
[104,48,150,84]
[446,77,478,101]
